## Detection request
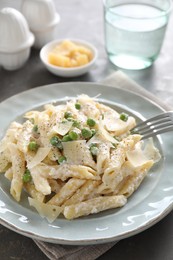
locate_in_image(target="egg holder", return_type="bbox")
[0,0,60,70]
[21,0,60,49]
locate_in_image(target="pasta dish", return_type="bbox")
[0,95,161,222]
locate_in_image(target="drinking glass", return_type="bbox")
[103,0,172,70]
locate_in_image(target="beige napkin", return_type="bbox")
[33,70,171,260]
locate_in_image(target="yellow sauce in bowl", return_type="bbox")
[48,40,93,68]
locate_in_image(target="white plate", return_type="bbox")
[0,82,173,245]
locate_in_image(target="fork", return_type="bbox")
[130,111,173,139]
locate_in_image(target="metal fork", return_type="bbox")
[131,111,173,139]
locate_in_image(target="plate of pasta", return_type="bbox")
[0,82,173,245]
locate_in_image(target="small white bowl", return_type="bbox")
[0,7,34,70]
[21,0,60,49]
[40,39,98,77]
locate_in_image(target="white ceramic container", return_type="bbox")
[40,39,98,77]
[21,0,60,49]
[0,7,34,70]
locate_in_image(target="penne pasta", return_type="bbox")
[29,164,51,195]
[17,120,33,153]
[8,143,25,202]
[0,150,10,172]
[63,180,101,206]
[47,146,63,162]
[118,161,154,197]
[63,195,127,220]
[102,134,141,186]
[48,164,99,181]
[24,183,45,202]
[48,178,86,206]
[96,142,110,174]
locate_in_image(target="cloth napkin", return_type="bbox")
[33,70,171,260]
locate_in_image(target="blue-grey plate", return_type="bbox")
[0,82,173,245]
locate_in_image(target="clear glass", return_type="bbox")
[103,0,172,70]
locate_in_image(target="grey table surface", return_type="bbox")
[1,0,173,259]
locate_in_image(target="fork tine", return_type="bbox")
[141,125,173,140]
[135,112,171,128]
[136,121,173,135]
[131,111,173,139]
[139,122,173,136]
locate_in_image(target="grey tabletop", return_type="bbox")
[1,0,173,260]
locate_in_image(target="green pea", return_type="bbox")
[32,125,38,132]
[50,136,58,146]
[120,112,129,122]
[50,136,63,149]
[81,128,92,139]
[58,156,67,164]
[66,118,73,122]
[62,135,72,142]
[72,120,80,128]
[91,129,96,136]
[64,111,72,119]
[75,103,81,110]
[60,120,66,124]
[87,118,96,127]
[69,131,78,140]
[23,169,32,183]
[90,144,98,156]
[28,141,39,151]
